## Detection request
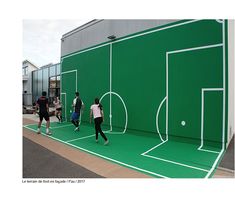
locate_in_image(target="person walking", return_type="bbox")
[90,98,109,145]
[71,92,84,131]
[53,96,62,123]
[35,91,51,135]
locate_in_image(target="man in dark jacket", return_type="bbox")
[36,91,51,135]
[71,92,84,131]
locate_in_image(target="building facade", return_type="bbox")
[32,63,60,106]
[60,19,234,146]
[61,19,177,57]
[22,60,39,106]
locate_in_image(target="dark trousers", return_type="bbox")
[71,120,79,127]
[94,117,107,141]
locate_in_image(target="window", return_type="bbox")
[56,75,60,88]
[49,76,56,88]
[49,65,56,77]
[37,69,43,96]
[31,64,61,106]
[56,64,60,75]
[32,71,38,103]
[49,75,60,88]
[42,68,49,92]
[22,66,28,75]
[49,75,60,106]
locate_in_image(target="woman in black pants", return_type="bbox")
[90,98,109,145]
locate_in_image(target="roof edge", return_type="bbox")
[22,59,39,69]
[61,19,103,40]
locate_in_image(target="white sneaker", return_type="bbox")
[104,140,109,145]
[96,139,98,143]
[74,127,80,131]
[46,129,52,135]
[37,128,41,134]
[46,131,52,135]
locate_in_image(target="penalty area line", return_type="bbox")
[23,125,170,178]
[66,134,95,142]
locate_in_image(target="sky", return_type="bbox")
[23,19,91,67]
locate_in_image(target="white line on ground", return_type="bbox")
[198,148,220,154]
[23,123,39,127]
[24,125,169,178]
[205,150,224,178]
[103,130,111,133]
[141,140,167,155]
[143,154,209,172]
[25,124,212,175]
[66,134,95,143]
[41,124,73,129]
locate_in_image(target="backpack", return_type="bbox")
[75,97,82,113]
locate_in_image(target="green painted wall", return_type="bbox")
[61,20,227,148]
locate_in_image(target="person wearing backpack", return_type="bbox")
[71,92,84,131]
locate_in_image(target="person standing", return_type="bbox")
[53,96,62,123]
[90,98,109,145]
[71,92,84,131]
[35,91,51,135]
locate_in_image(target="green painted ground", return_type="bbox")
[24,122,224,178]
